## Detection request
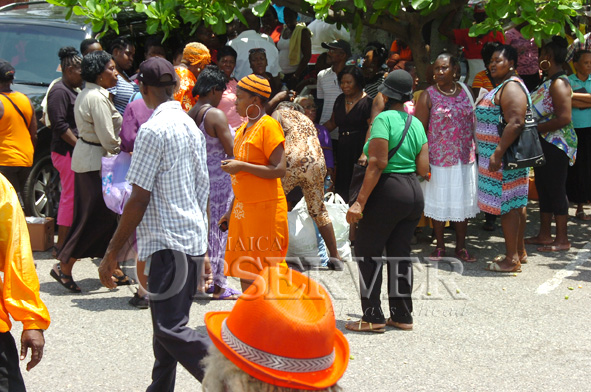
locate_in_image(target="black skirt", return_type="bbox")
[57,170,118,263]
[566,127,591,204]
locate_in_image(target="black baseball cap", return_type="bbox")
[321,39,352,58]
[0,59,15,82]
[137,57,176,87]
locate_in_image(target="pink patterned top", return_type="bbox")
[426,85,476,167]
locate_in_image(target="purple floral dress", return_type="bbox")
[199,107,235,289]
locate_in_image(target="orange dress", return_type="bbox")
[174,67,196,111]
[225,115,288,280]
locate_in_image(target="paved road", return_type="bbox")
[14,205,591,391]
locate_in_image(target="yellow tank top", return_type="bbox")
[0,91,34,167]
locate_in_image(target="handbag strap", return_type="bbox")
[387,113,413,162]
[458,82,475,109]
[496,79,533,120]
[0,92,30,128]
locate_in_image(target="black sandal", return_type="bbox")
[112,273,135,286]
[50,263,81,293]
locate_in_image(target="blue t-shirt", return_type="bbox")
[363,111,427,173]
[568,73,591,128]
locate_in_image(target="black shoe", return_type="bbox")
[327,259,344,271]
[129,292,149,309]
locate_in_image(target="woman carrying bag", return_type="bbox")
[345,70,429,333]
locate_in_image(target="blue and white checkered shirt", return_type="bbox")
[127,100,209,260]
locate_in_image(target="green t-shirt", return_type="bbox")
[363,111,427,173]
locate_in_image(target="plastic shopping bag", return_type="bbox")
[101,152,132,215]
[324,192,352,261]
[286,197,320,259]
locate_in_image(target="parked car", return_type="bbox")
[0,1,147,218]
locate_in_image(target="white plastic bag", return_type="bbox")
[101,152,132,215]
[324,192,352,261]
[286,197,320,258]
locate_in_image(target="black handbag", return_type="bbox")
[348,114,413,205]
[497,80,546,170]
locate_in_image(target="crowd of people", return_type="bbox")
[1,3,591,390]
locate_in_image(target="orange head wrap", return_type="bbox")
[182,42,211,68]
[237,74,272,100]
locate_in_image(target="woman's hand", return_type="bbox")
[346,201,364,224]
[221,159,243,174]
[357,154,368,166]
[218,210,231,231]
[489,150,502,172]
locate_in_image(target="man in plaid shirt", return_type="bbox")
[99,57,211,390]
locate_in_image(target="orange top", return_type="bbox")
[231,115,285,203]
[0,174,50,332]
[472,70,495,91]
[0,91,34,167]
[389,40,413,61]
[174,67,196,112]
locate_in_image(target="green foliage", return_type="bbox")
[49,0,586,46]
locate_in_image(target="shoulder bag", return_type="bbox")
[349,113,413,205]
[0,92,30,128]
[497,80,546,170]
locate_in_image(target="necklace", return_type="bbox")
[436,82,457,96]
[346,92,363,105]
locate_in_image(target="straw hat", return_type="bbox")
[204,266,349,390]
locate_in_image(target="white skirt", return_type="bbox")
[424,162,479,222]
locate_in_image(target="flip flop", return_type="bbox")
[524,237,553,245]
[485,260,521,273]
[386,318,413,330]
[537,244,570,252]
[429,248,446,261]
[212,287,241,300]
[345,320,386,333]
[112,273,135,286]
[455,248,476,263]
[575,211,591,221]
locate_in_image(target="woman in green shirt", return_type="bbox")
[345,70,429,333]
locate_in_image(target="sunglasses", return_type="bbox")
[249,48,266,55]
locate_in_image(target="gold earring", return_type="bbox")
[509,67,514,71]
[539,59,551,71]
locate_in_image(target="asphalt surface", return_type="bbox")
[14,203,591,391]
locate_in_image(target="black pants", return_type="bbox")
[355,173,424,324]
[146,250,211,392]
[335,131,365,204]
[0,332,26,392]
[534,138,569,215]
[0,166,30,197]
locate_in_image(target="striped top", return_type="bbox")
[109,74,139,115]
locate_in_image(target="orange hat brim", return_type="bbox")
[204,311,350,390]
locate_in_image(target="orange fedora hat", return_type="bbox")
[204,266,349,390]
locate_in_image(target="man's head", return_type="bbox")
[144,36,166,60]
[321,39,351,66]
[137,57,178,108]
[0,59,15,84]
[241,9,261,33]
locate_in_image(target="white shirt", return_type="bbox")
[308,20,351,55]
[317,67,342,126]
[228,30,280,80]
[126,100,209,260]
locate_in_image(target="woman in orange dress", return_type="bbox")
[220,74,288,292]
[174,42,211,111]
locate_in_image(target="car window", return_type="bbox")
[0,23,86,85]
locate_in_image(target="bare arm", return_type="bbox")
[294,29,312,78]
[572,92,591,108]
[205,109,234,156]
[323,112,337,132]
[99,184,150,289]
[489,82,528,172]
[221,143,286,179]
[60,129,78,147]
[415,143,429,177]
[28,99,37,148]
[414,90,431,131]
[537,78,572,135]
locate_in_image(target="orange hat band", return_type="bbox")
[222,320,335,373]
[237,74,271,99]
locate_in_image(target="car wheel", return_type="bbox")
[23,154,61,218]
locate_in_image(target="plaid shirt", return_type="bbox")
[127,100,209,260]
[566,32,591,63]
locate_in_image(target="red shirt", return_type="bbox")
[453,29,505,59]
